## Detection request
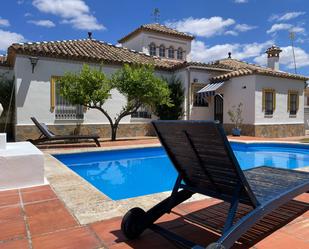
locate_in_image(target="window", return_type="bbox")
[262,89,276,116]
[131,105,152,119]
[177,47,183,60]
[159,45,165,57]
[149,43,156,56]
[192,84,209,107]
[288,90,299,115]
[168,46,174,59]
[50,76,84,120]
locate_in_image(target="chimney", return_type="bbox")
[88,32,93,39]
[266,45,282,71]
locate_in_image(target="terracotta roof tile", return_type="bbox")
[209,59,309,82]
[118,23,194,43]
[8,39,183,70]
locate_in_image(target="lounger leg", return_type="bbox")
[94,138,101,147]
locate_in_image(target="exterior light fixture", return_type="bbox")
[29,56,39,73]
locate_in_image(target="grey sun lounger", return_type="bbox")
[29,117,100,147]
[121,120,309,249]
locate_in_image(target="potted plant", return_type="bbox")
[227,103,243,136]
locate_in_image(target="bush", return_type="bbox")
[155,75,184,120]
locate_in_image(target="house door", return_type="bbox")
[214,94,223,123]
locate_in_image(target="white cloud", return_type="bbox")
[225,30,238,36]
[24,12,32,17]
[267,23,305,34]
[254,46,309,69]
[190,40,273,62]
[17,0,24,4]
[28,19,56,28]
[0,29,25,51]
[0,17,10,27]
[269,11,306,22]
[234,0,248,3]
[32,0,105,30]
[166,17,235,37]
[235,24,257,32]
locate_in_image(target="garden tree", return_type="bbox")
[155,75,184,120]
[59,64,171,141]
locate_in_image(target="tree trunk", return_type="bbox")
[111,124,118,141]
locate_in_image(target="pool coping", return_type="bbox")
[44,144,207,225]
[43,141,309,225]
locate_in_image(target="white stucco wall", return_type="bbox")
[255,75,305,125]
[121,31,191,61]
[14,56,134,125]
[219,75,256,124]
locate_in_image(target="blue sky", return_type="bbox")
[1,0,309,75]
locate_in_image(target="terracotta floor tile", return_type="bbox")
[0,217,26,242]
[90,217,127,245]
[0,190,20,207]
[0,205,22,221]
[21,185,52,193]
[0,239,29,249]
[21,188,57,204]
[280,216,309,240]
[32,227,102,249]
[254,231,308,249]
[25,199,77,235]
[294,193,309,203]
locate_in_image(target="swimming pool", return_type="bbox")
[54,142,309,200]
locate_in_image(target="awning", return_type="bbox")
[197,82,225,97]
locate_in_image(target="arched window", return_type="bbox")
[149,43,156,56]
[168,46,174,59]
[177,47,183,60]
[159,44,165,57]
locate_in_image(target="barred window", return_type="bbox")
[177,47,183,60]
[288,91,299,115]
[51,76,84,120]
[168,46,174,59]
[262,89,275,116]
[159,45,165,57]
[131,105,152,119]
[149,43,156,56]
[192,85,209,107]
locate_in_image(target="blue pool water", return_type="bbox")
[54,142,309,200]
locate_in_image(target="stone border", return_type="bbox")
[44,145,206,225]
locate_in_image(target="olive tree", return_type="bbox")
[59,64,170,141]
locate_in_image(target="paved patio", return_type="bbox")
[0,185,307,249]
[0,138,308,249]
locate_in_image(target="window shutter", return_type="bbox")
[273,90,276,110]
[50,76,61,112]
[262,89,265,111]
[287,91,290,112]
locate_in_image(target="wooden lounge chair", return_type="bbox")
[29,117,100,147]
[121,120,309,249]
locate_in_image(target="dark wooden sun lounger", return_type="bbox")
[29,117,100,147]
[121,120,309,249]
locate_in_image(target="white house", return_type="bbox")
[0,23,308,140]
